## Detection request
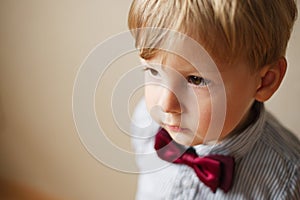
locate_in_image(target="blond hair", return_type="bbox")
[128,0,298,69]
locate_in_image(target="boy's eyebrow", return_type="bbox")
[141,58,226,75]
[145,61,195,73]
[143,62,213,75]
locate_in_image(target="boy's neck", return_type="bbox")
[225,101,261,140]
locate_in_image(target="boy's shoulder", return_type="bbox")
[260,111,300,166]
[232,110,300,198]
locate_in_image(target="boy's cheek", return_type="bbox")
[144,85,158,112]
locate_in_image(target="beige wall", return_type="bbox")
[265,6,300,135]
[0,1,138,199]
[0,1,299,199]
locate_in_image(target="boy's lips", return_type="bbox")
[163,124,189,133]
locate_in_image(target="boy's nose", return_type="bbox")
[158,88,181,114]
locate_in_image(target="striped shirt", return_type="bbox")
[131,99,300,200]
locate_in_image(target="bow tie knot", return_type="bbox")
[154,128,235,193]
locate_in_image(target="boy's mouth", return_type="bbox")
[163,123,189,133]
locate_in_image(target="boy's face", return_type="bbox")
[143,52,261,146]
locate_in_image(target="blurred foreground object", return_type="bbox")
[0,178,64,200]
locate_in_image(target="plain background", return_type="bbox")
[0,1,299,199]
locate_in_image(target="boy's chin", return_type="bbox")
[169,131,203,147]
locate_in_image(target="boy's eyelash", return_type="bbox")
[187,75,211,87]
[143,67,159,76]
[143,67,210,87]
[142,67,150,71]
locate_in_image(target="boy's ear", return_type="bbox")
[254,57,287,102]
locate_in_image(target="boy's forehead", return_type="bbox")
[143,51,230,73]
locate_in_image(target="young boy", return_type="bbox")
[129,0,300,199]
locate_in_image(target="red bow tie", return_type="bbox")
[154,128,235,193]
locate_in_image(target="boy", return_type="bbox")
[129,0,300,199]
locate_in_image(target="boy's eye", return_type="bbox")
[187,76,210,87]
[144,67,159,77]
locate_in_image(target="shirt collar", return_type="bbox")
[194,102,266,160]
